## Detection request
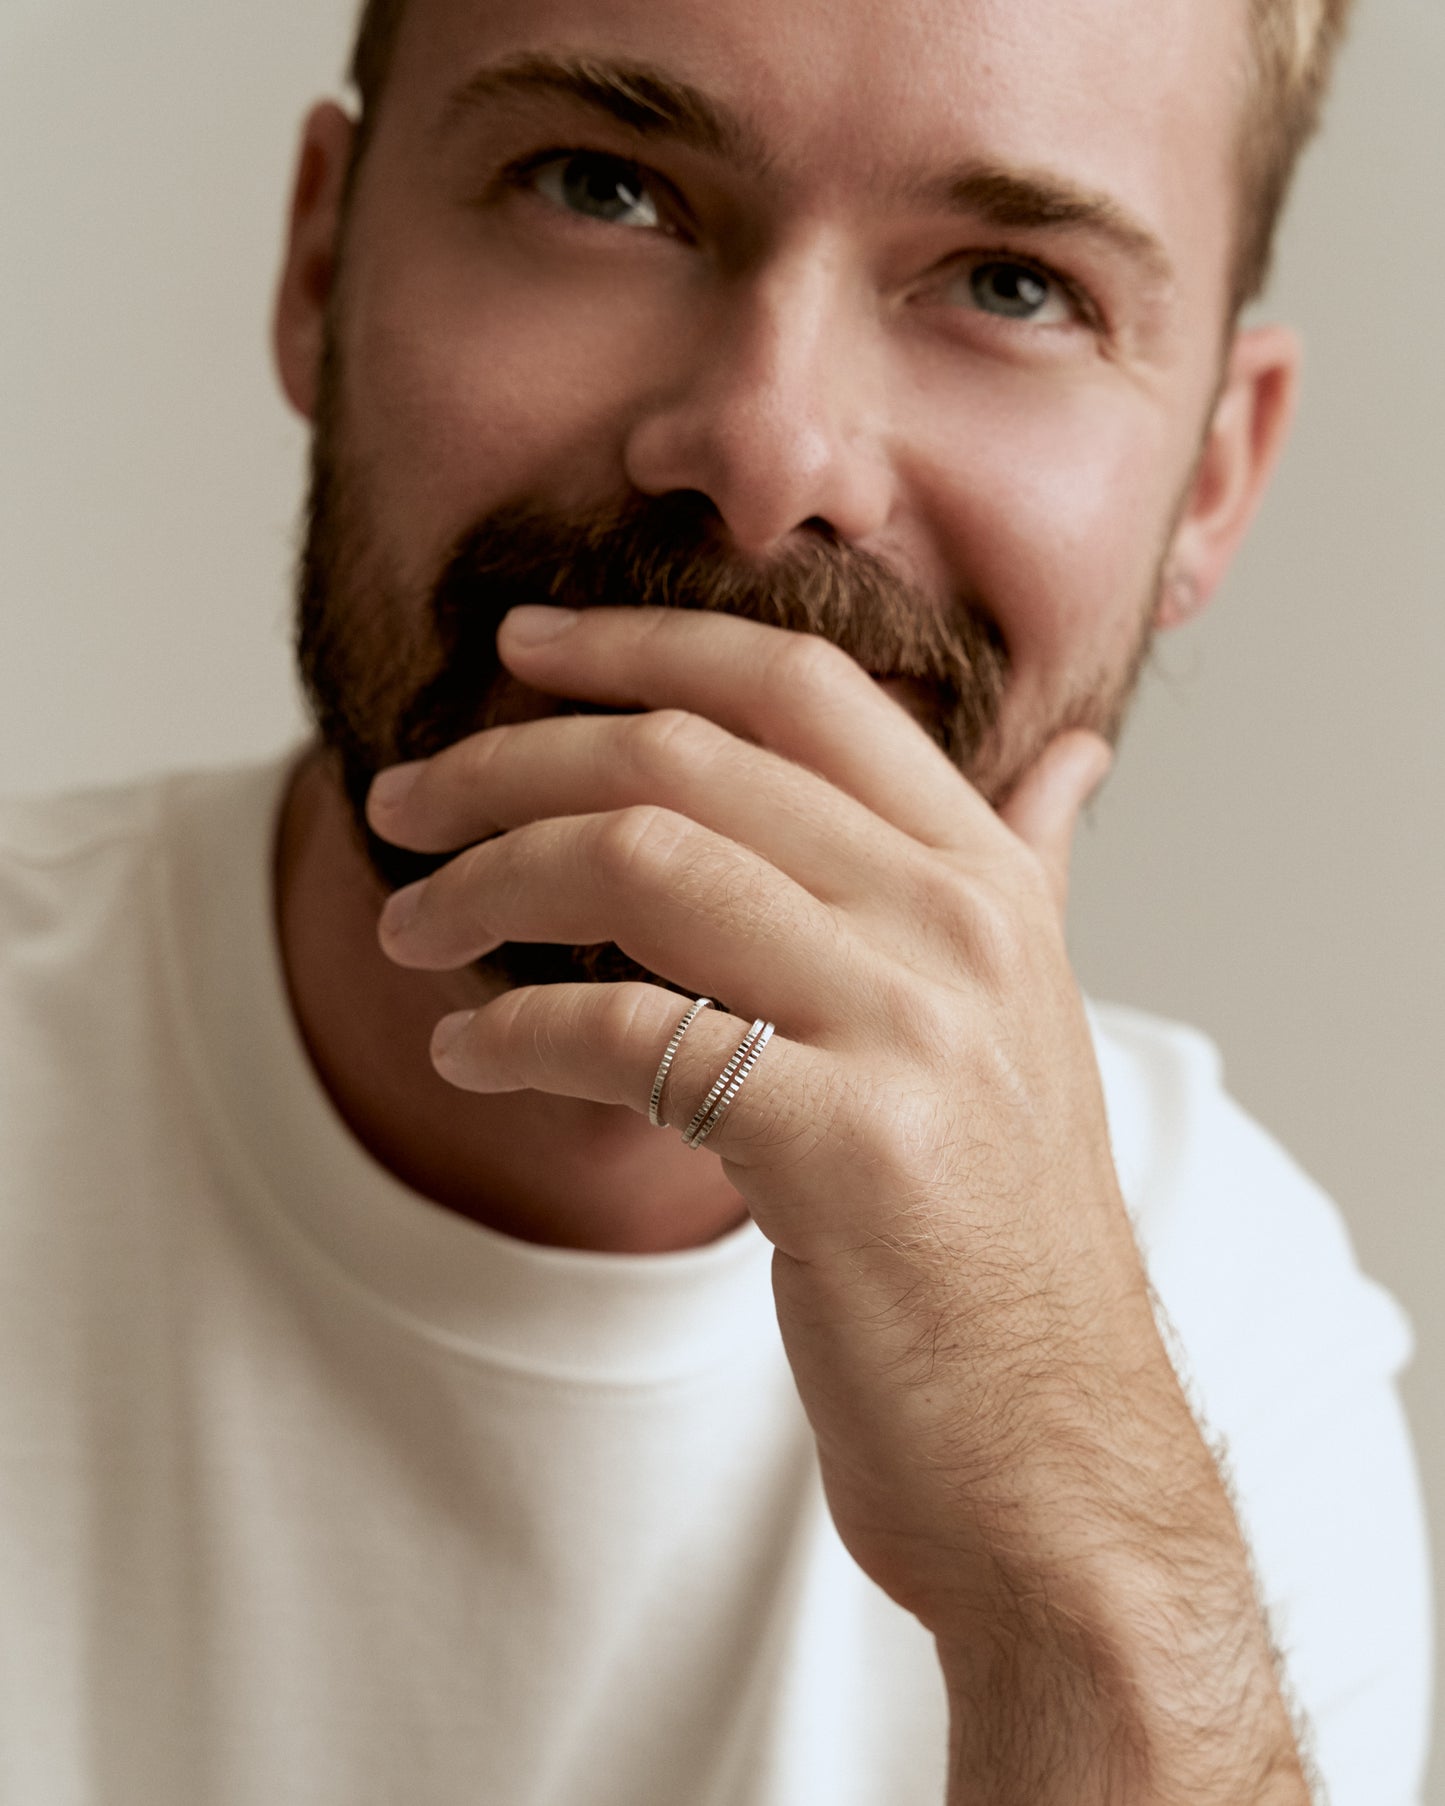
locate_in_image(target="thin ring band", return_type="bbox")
[685,1020,776,1151]
[648,998,714,1128]
[682,1018,767,1147]
[686,1021,775,1151]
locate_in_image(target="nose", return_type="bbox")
[621,250,895,557]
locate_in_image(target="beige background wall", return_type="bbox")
[3,0,1441,1790]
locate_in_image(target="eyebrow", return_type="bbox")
[915,165,1175,290]
[439,51,774,179]
[441,51,1173,288]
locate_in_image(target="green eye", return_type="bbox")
[533,152,663,231]
[957,260,1073,324]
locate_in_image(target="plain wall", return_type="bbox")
[3,0,1442,1791]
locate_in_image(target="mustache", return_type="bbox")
[400,490,1007,757]
[295,319,1025,998]
[340,491,1008,901]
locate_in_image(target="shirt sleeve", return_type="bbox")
[1091,1007,1434,1805]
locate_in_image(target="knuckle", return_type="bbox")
[594,982,660,1060]
[589,804,688,884]
[903,857,1032,993]
[454,727,499,784]
[772,632,860,707]
[905,859,977,939]
[991,831,1052,903]
[621,707,718,780]
[883,978,961,1066]
[489,985,536,1035]
[479,986,542,1075]
[429,732,498,824]
[964,881,1033,991]
[455,836,498,893]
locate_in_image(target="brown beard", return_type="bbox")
[295,335,1150,999]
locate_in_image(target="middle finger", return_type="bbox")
[368,710,929,909]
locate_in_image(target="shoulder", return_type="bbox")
[0,751,295,915]
[0,769,166,870]
[0,752,300,1029]
[0,769,179,966]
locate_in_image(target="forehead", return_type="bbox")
[389,0,1244,292]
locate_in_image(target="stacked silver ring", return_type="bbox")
[683,1018,776,1151]
[648,998,714,1128]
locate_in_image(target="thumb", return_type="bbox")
[997,730,1113,918]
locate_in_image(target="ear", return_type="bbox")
[1156,323,1302,628]
[272,102,358,424]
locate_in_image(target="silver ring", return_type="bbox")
[684,1020,776,1150]
[648,998,713,1128]
[682,1019,767,1146]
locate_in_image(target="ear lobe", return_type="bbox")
[272,103,358,424]
[1157,323,1302,629]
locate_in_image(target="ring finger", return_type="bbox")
[429,981,816,1172]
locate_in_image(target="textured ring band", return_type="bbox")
[685,1020,776,1151]
[682,1018,767,1147]
[648,998,714,1128]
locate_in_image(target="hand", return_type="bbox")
[367,602,1309,1803]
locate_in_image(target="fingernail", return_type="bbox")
[369,761,424,817]
[380,880,426,938]
[502,605,581,646]
[433,1010,476,1062]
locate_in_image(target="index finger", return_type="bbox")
[497,604,1002,852]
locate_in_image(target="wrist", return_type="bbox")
[934,1531,1310,1806]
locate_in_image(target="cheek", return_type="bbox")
[910,371,1190,683]
[336,230,670,574]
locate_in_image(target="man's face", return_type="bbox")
[296,0,1245,966]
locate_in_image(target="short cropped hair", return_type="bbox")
[346,0,1353,315]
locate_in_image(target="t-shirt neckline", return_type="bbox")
[158,743,777,1385]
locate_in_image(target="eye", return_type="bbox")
[946,258,1078,325]
[527,151,668,232]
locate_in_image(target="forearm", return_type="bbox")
[933,1358,1312,1805]
[938,1587,1307,1803]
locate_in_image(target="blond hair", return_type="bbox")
[1234,0,1356,307]
[347,0,1355,316]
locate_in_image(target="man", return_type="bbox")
[0,0,1431,1800]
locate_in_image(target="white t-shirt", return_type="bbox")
[0,748,1431,1806]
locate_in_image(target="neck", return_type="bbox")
[273,744,751,1255]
